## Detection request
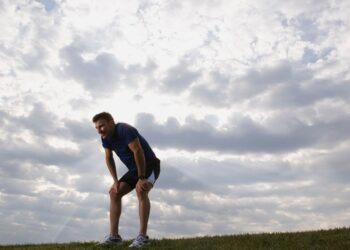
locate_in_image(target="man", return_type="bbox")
[92,112,160,248]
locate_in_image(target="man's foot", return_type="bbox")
[101,234,123,245]
[129,234,150,248]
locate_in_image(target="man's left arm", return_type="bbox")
[128,138,151,191]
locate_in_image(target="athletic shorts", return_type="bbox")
[119,158,161,189]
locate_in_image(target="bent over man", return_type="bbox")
[92,112,160,248]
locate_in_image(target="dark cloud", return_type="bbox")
[301,48,335,64]
[1,101,96,143]
[302,48,319,64]
[0,141,80,166]
[241,61,308,88]
[311,147,350,184]
[12,103,64,136]
[161,60,201,93]
[294,16,327,43]
[188,158,299,186]
[64,119,96,142]
[189,72,229,107]
[59,41,158,97]
[135,112,350,154]
[190,61,313,107]
[0,178,38,197]
[60,43,125,95]
[189,60,350,112]
[286,80,348,106]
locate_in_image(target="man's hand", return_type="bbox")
[109,181,119,195]
[136,179,153,193]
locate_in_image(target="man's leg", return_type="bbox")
[109,182,132,236]
[136,163,160,236]
[136,183,153,236]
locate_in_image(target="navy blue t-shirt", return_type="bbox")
[101,123,156,171]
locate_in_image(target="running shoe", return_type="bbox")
[129,234,150,248]
[101,234,123,245]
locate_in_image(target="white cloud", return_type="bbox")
[1,0,350,245]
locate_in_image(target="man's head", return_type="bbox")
[92,112,115,139]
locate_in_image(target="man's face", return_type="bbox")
[94,119,114,139]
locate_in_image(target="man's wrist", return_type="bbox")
[138,175,146,180]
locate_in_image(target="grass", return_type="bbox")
[1,227,350,250]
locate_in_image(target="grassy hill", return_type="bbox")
[1,227,349,250]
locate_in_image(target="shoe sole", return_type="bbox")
[129,242,150,248]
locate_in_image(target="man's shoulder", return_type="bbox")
[116,122,139,143]
[117,122,134,128]
[116,122,137,133]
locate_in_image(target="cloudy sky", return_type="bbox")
[1,0,350,245]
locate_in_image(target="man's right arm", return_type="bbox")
[105,148,118,183]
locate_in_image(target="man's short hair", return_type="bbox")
[92,112,114,123]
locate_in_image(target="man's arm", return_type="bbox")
[105,148,118,183]
[128,137,146,178]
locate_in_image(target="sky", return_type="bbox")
[1,0,350,245]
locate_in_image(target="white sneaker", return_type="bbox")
[101,234,123,245]
[129,234,150,248]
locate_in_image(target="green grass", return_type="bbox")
[1,227,350,250]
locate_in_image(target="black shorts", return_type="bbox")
[119,158,161,189]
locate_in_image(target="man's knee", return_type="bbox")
[136,188,149,200]
[110,190,125,200]
[110,182,132,200]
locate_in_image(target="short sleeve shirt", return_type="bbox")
[101,123,156,171]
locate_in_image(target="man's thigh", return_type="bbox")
[117,181,133,196]
[119,170,138,190]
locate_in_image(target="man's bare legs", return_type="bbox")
[110,181,153,237]
[136,182,153,236]
[109,182,132,236]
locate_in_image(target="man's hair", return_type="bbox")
[92,112,114,123]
